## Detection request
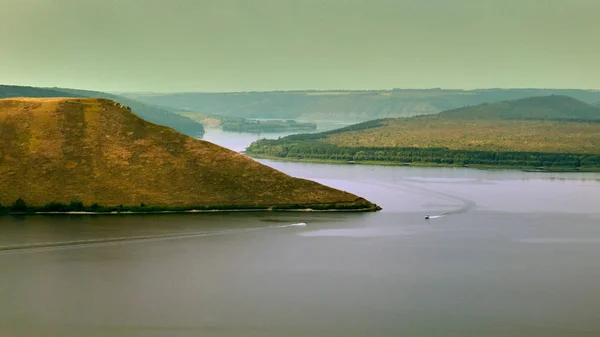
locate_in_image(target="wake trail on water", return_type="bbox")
[280,222,308,227]
[366,179,476,218]
[0,223,308,255]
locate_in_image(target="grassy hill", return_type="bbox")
[123,89,600,122]
[441,95,600,121]
[246,96,600,170]
[0,85,204,138]
[0,98,379,213]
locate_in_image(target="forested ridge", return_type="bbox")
[248,141,600,169]
[440,95,600,121]
[246,96,600,170]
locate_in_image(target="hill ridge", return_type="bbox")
[246,95,600,170]
[0,97,379,212]
[439,95,600,121]
[0,84,205,138]
[124,89,600,121]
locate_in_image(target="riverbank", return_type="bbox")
[246,153,600,173]
[0,202,382,216]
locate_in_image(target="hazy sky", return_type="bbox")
[1,0,599,92]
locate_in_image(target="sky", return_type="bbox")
[1,0,599,92]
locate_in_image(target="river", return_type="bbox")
[1,128,600,337]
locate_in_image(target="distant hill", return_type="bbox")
[123,89,600,122]
[246,96,600,170]
[440,95,600,121]
[0,85,204,137]
[0,98,378,212]
[0,85,85,99]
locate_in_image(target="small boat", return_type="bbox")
[424,215,430,220]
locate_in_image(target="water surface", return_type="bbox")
[200,120,350,152]
[2,133,600,337]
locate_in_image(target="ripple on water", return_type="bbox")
[297,226,420,238]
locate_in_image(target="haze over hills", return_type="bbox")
[0,97,378,212]
[123,89,600,122]
[246,95,600,170]
[0,85,204,138]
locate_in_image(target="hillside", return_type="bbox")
[441,95,600,121]
[0,98,379,212]
[246,96,600,170]
[0,85,204,138]
[123,89,600,122]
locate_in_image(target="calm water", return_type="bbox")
[2,133,600,337]
[199,120,351,152]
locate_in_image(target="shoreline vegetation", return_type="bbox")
[245,96,600,172]
[246,153,600,172]
[0,199,381,216]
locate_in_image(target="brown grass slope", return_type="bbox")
[0,98,378,210]
[325,96,600,154]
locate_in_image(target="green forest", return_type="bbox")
[246,96,600,170]
[440,95,600,121]
[247,140,600,170]
[0,198,372,215]
[0,198,273,214]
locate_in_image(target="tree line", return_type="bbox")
[247,140,600,168]
[0,199,261,214]
[0,198,371,214]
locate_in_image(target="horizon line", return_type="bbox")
[115,87,600,95]
[2,83,600,95]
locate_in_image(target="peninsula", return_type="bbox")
[0,98,380,214]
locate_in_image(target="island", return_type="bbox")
[246,95,600,171]
[180,112,317,134]
[221,119,317,133]
[0,97,380,214]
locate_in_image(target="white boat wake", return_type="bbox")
[366,178,476,219]
[280,222,307,227]
[0,223,308,255]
